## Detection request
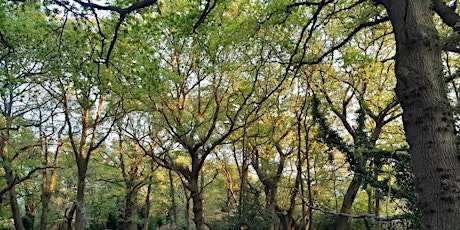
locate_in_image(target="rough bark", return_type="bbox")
[381,0,460,228]
[265,184,278,230]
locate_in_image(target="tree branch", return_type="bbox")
[0,166,56,203]
[300,16,390,65]
[432,0,460,33]
[193,0,217,32]
[63,0,159,63]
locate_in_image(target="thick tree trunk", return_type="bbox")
[264,185,278,230]
[189,176,206,230]
[124,187,137,230]
[382,0,460,228]
[41,178,57,229]
[336,174,361,230]
[41,189,51,230]
[74,170,87,230]
[238,157,249,217]
[278,214,295,230]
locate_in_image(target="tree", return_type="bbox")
[5,0,460,228]
[276,0,460,227]
[41,18,123,229]
[0,4,55,229]
[376,0,460,228]
[39,112,65,230]
[311,25,403,228]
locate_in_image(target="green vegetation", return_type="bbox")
[1,0,460,229]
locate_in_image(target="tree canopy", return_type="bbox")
[1,0,460,229]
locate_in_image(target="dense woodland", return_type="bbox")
[1,0,460,229]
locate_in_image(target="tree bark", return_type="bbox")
[124,187,137,230]
[1,119,24,230]
[189,175,206,230]
[40,133,60,230]
[264,184,279,230]
[381,0,460,228]
[185,195,191,230]
[41,186,51,230]
[74,164,88,230]
[169,169,178,228]
[9,186,25,230]
[336,174,361,230]
[24,197,36,230]
[143,164,156,230]
[3,143,25,230]
[143,180,152,230]
[5,174,25,230]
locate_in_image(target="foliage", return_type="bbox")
[209,189,273,230]
[3,0,450,229]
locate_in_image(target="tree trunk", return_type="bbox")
[124,187,137,230]
[24,198,36,230]
[238,154,249,218]
[74,169,87,230]
[336,174,361,230]
[1,127,24,230]
[381,0,460,228]
[264,185,278,230]
[40,137,60,230]
[9,186,25,230]
[304,123,313,230]
[169,169,178,228]
[143,177,152,230]
[278,214,295,230]
[41,188,51,230]
[189,176,206,230]
[4,163,25,230]
[185,195,191,230]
